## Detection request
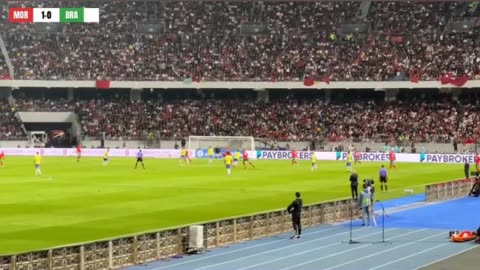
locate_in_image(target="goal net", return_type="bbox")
[188,136,255,151]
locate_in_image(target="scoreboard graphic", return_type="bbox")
[9,7,99,23]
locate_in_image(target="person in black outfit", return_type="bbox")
[287,192,303,239]
[464,161,470,179]
[181,138,186,148]
[350,172,359,199]
[469,173,480,197]
[214,146,220,159]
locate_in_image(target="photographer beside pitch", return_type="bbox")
[287,192,303,239]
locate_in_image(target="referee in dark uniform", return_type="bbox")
[287,192,303,239]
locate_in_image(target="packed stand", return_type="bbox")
[0,58,9,80]
[2,1,480,81]
[0,101,25,140]
[10,94,480,143]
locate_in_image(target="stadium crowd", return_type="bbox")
[0,101,25,140]
[1,1,480,81]
[10,93,480,143]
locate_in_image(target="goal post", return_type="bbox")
[188,136,255,151]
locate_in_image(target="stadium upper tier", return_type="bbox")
[7,89,480,143]
[1,1,479,81]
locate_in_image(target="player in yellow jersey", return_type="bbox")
[346,151,353,172]
[103,148,110,166]
[311,152,318,171]
[34,152,42,176]
[233,150,241,167]
[224,152,233,175]
[180,147,191,165]
[208,146,214,164]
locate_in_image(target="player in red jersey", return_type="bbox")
[475,153,480,172]
[0,150,4,167]
[389,151,397,169]
[76,145,81,162]
[354,150,361,165]
[291,149,298,165]
[242,150,255,169]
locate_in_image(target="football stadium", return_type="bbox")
[1,0,480,269]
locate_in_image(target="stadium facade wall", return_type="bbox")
[0,140,463,154]
[81,140,460,154]
[18,112,75,123]
[83,140,155,149]
[1,80,480,89]
[260,142,460,154]
[0,140,29,147]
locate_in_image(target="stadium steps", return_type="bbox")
[357,1,371,19]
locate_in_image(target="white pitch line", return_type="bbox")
[191,227,372,270]
[368,243,450,270]
[235,228,398,270]
[320,232,446,270]
[414,244,480,270]
[278,228,430,270]
[152,226,358,270]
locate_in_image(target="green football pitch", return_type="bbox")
[0,156,462,254]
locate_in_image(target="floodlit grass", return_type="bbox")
[0,156,462,254]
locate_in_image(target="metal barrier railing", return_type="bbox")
[425,178,475,202]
